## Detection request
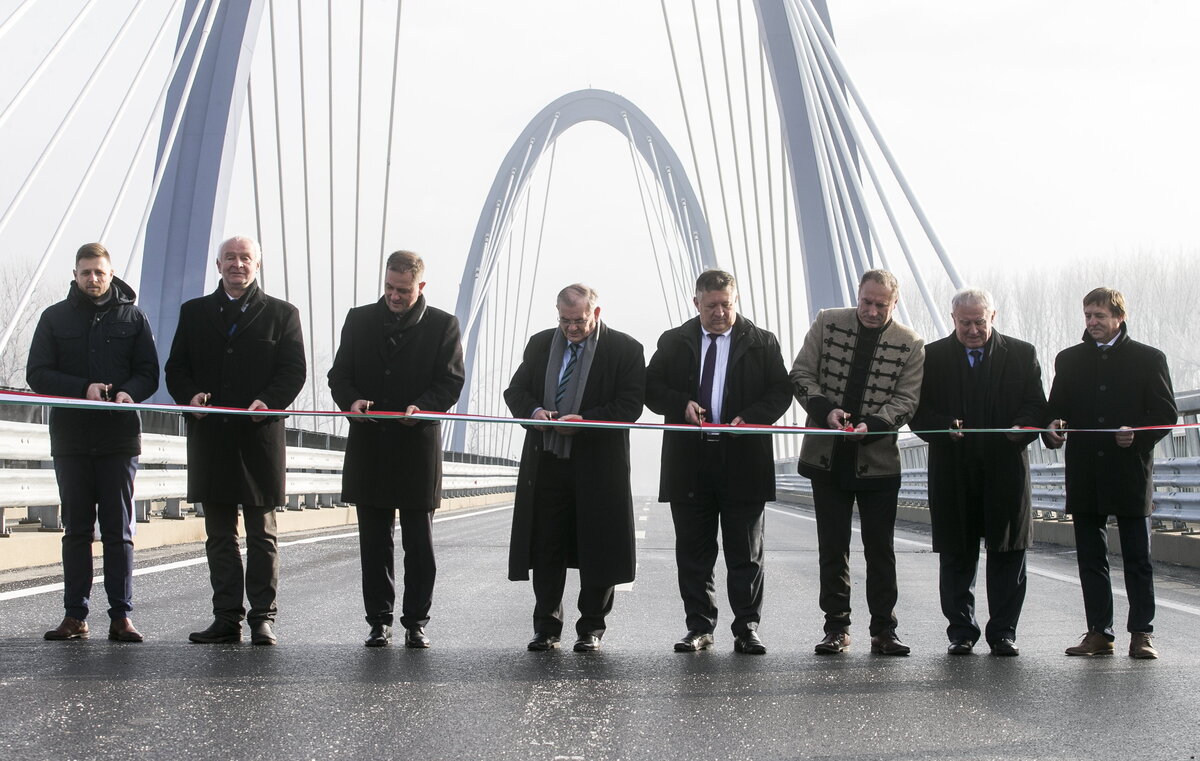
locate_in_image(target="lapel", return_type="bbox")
[205,284,266,342]
[727,317,753,370]
[984,332,1008,410]
[579,322,609,403]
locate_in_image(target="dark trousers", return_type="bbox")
[811,480,899,636]
[531,454,614,639]
[1072,513,1154,636]
[202,503,279,624]
[939,547,1026,645]
[669,440,765,636]
[356,506,436,629]
[54,455,137,622]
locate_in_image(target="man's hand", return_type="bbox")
[826,408,853,430]
[399,404,420,427]
[248,399,269,423]
[1115,425,1135,448]
[684,400,706,426]
[86,383,112,402]
[557,413,583,436]
[349,399,377,423]
[729,416,745,427]
[113,391,133,404]
[844,422,868,441]
[1043,419,1066,449]
[189,391,210,419]
[531,408,556,431]
[1005,424,1025,443]
[949,418,964,441]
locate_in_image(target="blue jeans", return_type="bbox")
[54,455,137,621]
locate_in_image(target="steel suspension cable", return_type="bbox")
[714,0,756,319]
[266,0,292,303]
[352,0,365,305]
[377,0,405,289]
[0,0,97,133]
[688,0,739,279]
[738,0,772,331]
[0,0,183,361]
[623,128,680,327]
[296,0,320,414]
[643,134,701,283]
[326,0,338,391]
[247,78,265,289]
[759,44,783,336]
[0,0,34,44]
[0,0,148,243]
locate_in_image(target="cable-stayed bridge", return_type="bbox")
[0,0,966,466]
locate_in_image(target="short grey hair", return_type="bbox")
[951,287,995,314]
[218,235,262,262]
[557,283,599,311]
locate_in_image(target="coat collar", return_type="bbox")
[204,282,266,339]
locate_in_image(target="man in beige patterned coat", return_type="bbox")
[790,269,924,656]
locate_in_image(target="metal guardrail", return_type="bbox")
[0,420,517,535]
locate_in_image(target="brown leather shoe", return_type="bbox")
[44,616,89,641]
[1065,631,1114,656]
[815,631,850,654]
[108,618,144,643]
[870,631,911,656]
[1129,632,1158,659]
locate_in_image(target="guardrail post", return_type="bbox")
[305,492,320,510]
[163,498,184,520]
[0,506,7,536]
[30,505,63,532]
[286,494,301,511]
[135,500,152,523]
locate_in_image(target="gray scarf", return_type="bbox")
[541,323,600,459]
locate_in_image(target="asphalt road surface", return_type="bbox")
[3,499,1199,761]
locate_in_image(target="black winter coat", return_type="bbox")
[645,316,792,503]
[504,323,645,587]
[327,299,465,510]
[164,285,306,506]
[911,332,1047,553]
[26,278,159,456]
[1045,324,1176,517]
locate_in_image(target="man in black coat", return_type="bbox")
[1044,287,1176,659]
[328,250,465,648]
[165,235,306,646]
[645,270,791,655]
[505,284,645,653]
[28,243,159,643]
[911,288,1047,657]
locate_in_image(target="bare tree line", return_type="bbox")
[905,250,1199,393]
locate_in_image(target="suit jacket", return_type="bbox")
[1045,323,1176,517]
[645,315,791,503]
[327,298,465,510]
[164,284,306,506]
[911,331,1047,553]
[790,307,924,481]
[504,322,645,587]
[27,278,159,457]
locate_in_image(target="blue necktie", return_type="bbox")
[969,349,983,368]
[698,334,719,423]
[555,343,580,409]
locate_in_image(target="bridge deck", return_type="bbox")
[2,499,1198,760]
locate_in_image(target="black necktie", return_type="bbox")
[555,343,580,409]
[698,334,719,423]
[969,349,983,368]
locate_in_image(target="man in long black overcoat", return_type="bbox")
[911,288,1047,657]
[1044,287,1176,659]
[504,283,645,653]
[165,235,306,646]
[328,250,464,648]
[645,269,791,655]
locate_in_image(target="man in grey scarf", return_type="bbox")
[505,284,645,653]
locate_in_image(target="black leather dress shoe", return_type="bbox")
[733,630,767,655]
[527,632,561,651]
[573,635,602,652]
[947,639,974,655]
[674,631,715,652]
[990,638,1020,657]
[870,631,911,656]
[189,620,242,644]
[405,626,431,648]
[250,621,277,646]
[814,631,849,654]
[365,624,392,647]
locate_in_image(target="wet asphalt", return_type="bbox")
[2,499,1199,761]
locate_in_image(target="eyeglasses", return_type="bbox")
[558,317,591,327]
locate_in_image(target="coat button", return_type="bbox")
[1097,451,1105,457]
[1099,385,1107,391]
[227,348,233,354]
[1097,417,1105,423]
[385,369,391,375]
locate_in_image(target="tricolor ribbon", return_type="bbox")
[0,389,1193,436]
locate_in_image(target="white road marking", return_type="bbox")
[766,505,1200,617]
[0,504,516,602]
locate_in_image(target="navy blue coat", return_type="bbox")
[26,278,159,457]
